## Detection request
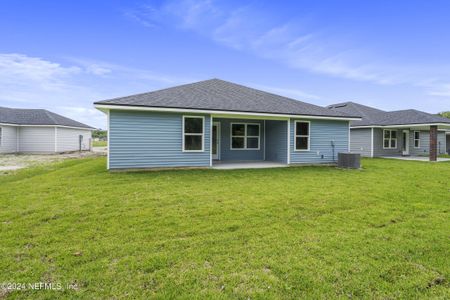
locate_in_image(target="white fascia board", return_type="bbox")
[352,123,450,129]
[93,104,361,121]
[0,122,94,131]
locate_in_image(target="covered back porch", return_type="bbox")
[379,124,450,161]
[211,115,289,168]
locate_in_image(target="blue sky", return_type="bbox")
[1,0,450,128]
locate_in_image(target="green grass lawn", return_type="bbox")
[0,158,449,299]
[92,140,107,147]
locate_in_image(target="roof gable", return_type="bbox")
[95,79,359,119]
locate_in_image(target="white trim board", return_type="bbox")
[94,104,361,121]
[352,123,450,129]
[370,127,374,157]
[0,122,94,131]
[348,121,351,152]
[54,127,58,152]
[107,110,110,170]
[263,120,266,161]
[210,116,213,166]
[287,119,290,164]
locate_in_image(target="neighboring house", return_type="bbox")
[327,102,450,161]
[0,107,94,154]
[94,79,360,170]
[446,131,450,154]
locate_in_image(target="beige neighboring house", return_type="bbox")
[0,106,94,154]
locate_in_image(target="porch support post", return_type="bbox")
[429,125,438,161]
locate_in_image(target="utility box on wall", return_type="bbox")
[338,152,361,169]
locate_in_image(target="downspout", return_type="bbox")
[370,127,374,157]
[54,127,58,153]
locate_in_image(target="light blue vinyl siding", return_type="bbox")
[109,110,210,169]
[290,119,349,164]
[214,118,265,161]
[265,120,288,163]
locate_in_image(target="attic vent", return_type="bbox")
[334,104,347,108]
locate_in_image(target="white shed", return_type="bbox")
[0,107,94,154]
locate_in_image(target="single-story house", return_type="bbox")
[0,107,94,154]
[327,102,450,161]
[94,79,360,170]
[447,131,450,154]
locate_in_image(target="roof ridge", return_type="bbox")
[206,79,355,117]
[43,110,59,125]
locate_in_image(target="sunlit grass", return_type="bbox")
[0,157,449,299]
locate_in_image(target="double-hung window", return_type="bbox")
[383,129,397,149]
[414,131,420,148]
[295,121,310,151]
[183,116,204,152]
[231,123,260,150]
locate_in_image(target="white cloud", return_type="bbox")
[0,53,81,91]
[0,53,193,128]
[128,0,450,93]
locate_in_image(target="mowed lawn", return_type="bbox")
[0,158,449,299]
[92,140,107,147]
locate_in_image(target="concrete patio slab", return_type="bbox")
[212,161,288,170]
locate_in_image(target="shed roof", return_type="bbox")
[0,107,94,129]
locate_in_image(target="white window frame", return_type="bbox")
[182,115,205,152]
[0,127,2,147]
[230,123,260,150]
[294,120,310,151]
[383,129,397,149]
[414,131,420,148]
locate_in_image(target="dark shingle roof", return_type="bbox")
[94,79,359,119]
[328,102,450,127]
[0,107,94,129]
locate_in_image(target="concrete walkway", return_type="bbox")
[212,161,288,170]
[383,156,450,162]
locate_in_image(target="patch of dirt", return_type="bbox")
[427,276,446,288]
[0,151,104,175]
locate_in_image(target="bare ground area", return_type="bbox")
[0,151,105,175]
